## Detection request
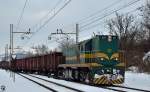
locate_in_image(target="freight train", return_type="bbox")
[0,35,125,85]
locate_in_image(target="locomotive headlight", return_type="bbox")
[113,69,117,74]
[107,69,110,72]
[101,69,104,73]
[100,57,104,61]
[115,57,118,61]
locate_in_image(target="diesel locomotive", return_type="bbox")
[58,35,125,84]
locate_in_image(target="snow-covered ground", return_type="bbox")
[0,69,150,92]
[0,69,113,92]
[32,72,150,92]
[29,74,113,92]
[121,71,150,90]
[21,73,77,92]
[0,69,51,92]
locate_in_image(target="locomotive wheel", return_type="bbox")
[79,71,87,82]
[58,69,64,78]
[62,69,66,79]
[63,69,69,80]
[73,69,79,81]
[84,73,90,84]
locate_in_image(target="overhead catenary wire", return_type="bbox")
[80,6,142,32]
[22,0,72,48]
[16,0,29,31]
[23,0,122,46]
[28,0,71,39]
[78,0,124,24]
[62,0,124,33]
[80,0,141,30]
[30,0,63,31]
[46,0,142,46]
[64,0,142,33]
[61,0,125,34]
[20,0,63,39]
[22,0,141,50]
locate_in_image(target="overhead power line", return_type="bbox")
[78,0,124,24]
[30,0,63,31]
[23,0,72,46]
[51,0,142,45]
[80,6,142,32]
[80,0,141,30]
[16,0,29,31]
[21,0,62,40]
[34,0,72,33]
[22,0,141,49]
[60,0,124,34]
[29,0,71,38]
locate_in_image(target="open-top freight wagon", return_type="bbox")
[11,52,65,76]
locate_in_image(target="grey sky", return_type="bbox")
[0,0,145,55]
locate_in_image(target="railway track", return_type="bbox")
[17,73,57,92]
[72,78,150,92]
[18,73,84,92]
[99,86,127,92]
[28,74,128,92]
[18,73,150,92]
[110,85,150,92]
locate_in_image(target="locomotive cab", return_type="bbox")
[92,35,125,85]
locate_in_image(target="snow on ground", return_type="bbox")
[0,69,51,92]
[30,74,114,92]
[21,74,76,92]
[0,69,113,92]
[0,69,150,92]
[121,71,150,90]
[32,71,150,92]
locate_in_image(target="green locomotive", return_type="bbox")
[58,35,125,85]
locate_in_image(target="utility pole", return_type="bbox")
[6,44,8,61]
[10,24,12,62]
[76,24,79,44]
[10,24,31,59]
[48,24,80,63]
[5,44,8,61]
[9,24,13,78]
[76,24,80,64]
[9,24,31,82]
[5,45,6,61]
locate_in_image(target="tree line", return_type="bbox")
[107,2,150,73]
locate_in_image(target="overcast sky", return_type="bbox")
[0,0,145,55]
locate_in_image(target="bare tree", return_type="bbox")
[140,1,150,35]
[26,51,34,57]
[58,37,76,51]
[107,13,138,51]
[32,44,49,55]
[107,11,150,72]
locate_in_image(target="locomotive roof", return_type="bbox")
[78,35,118,45]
